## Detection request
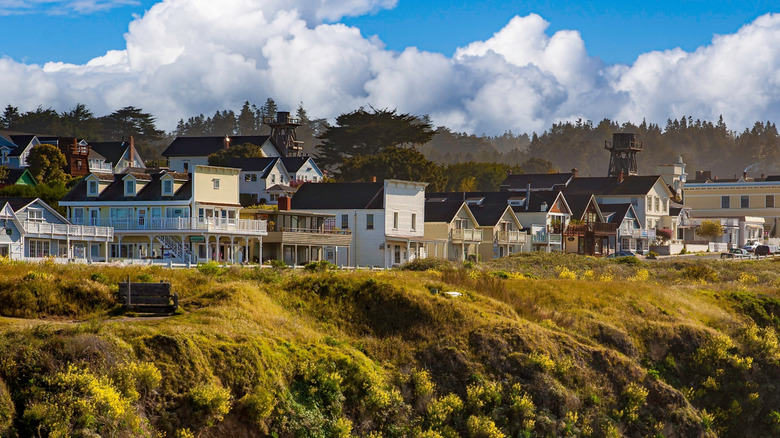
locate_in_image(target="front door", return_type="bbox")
[138,208,147,228]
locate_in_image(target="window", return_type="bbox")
[182,162,189,172]
[125,180,135,196]
[412,213,417,230]
[741,195,749,208]
[393,212,399,229]
[73,208,84,225]
[244,173,257,182]
[271,174,276,183]
[88,180,98,196]
[768,195,775,208]
[28,209,43,221]
[662,199,668,212]
[76,160,82,170]
[721,196,730,209]
[28,240,50,258]
[654,197,660,212]
[646,196,652,211]
[163,179,173,195]
[213,179,220,190]
[341,214,348,229]
[366,213,374,230]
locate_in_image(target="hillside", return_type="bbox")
[0,255,778,437]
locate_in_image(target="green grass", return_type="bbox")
[0,254,779,436]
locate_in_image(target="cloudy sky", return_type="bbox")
[0,0,778,135]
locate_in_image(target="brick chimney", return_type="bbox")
[223,135,230,149]
[743,171,748,180]
[370,176,377,183]
[571,168,578,178]
[278,196,291,210]
[617,170,625,184]
[128,136,135,166]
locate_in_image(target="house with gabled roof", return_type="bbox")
[0,131,41,168]
[469,202,525,260]
[424,200,481,261]
[59,166,267,264]
[0,197,113,260]
[0,168,37,188]
[292,179,428,268]
[162,135,278,173]
[562,194,617,256]
[231,156,323,205]
[600,203,644,252]
[512,190,572,252]
[88,138,145,173]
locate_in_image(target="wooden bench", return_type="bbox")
[118,279,179,315]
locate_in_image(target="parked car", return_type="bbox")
[721,248,750,259]
[742,241,760,252]
[754,245,779,256]
[606,251,637,259]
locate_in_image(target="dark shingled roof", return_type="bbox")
[162,136,272,157]
[425,201,466,223]
[426,191,513,205]
[5,169,34,185]
[512,191,566,214]
[228,157,276,174]
[764,175,780,182]
[0,197,35,211]
[292,182,384,210]
[62,172,192,202]
[500,173,573,191]
[564,176,666,196]
[89,142,128,166]
[599,203,633,225]
[469,203,513,227]
[564,194,597,221]
[8,135,36,156]
[280,157,310,173]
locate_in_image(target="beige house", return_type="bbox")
[684,180,780,242]
[424,200,481,261]
[60,165,267,263]
[469,202,524,260]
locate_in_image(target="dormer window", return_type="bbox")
[163,179,173,195]
[88,180,98,196]
[125,179,136,196]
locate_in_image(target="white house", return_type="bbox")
[88,139,145,173]
[0,197,113,261]
[162,135,281,173]
[291,179,428,268]
[0,132,40,169]
[232,156,323,205]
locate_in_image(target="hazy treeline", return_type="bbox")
[3,101,780,179]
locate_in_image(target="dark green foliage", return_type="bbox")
[336,147,446,190]
[400,258,454,271]
[316,107,434,169]
[207,142,265,166]
[26,144,69,186]
[304,260,337,272]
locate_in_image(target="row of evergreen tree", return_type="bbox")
[2,100,780,180]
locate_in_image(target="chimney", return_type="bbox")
[762,173,766,179]
[617,170,625,184]
[278,196,291,211]
[525,182,531,211]
[571,168,578,178]
[370,176,377,183]
[223,135,230,149]
[743,171,747,180]
[540,201,548,212]
[128,136,135,166]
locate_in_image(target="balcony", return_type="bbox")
[24,220,113,240]
[628,229,656,239]
[532,232,562,244]
[495,230,524,243]
[265,227,352,245]
[84,217,267,235]
[566,222,619,234]
[451,228,483,242]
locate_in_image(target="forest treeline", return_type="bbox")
[2,101,779,180]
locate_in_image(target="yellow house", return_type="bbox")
[424,200,481,261]
[60,165,267,264]
[684,180,780,241]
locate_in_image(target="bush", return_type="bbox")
[646,251,659,259]
[268,259,288,270]
[197,261,222,276]
[90,272,109,284]
[305,260,337,272]
[401,258,452,271]
[189,383,232,426]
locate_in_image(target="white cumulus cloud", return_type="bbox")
[1,0,780,136]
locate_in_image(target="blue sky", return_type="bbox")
[1,0,780,135]
[1,0,774,65]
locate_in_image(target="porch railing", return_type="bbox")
[495,230,523,243]
[82,217,267,234]
[628,229,656,239]
[451,228,483,241]
[24,220,114,239]
[532,232,562,244]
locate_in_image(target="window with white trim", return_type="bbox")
[411,213,417,230]
[28,208,43,221]
[28,239,49,258]
[366,214,374,230]
[125,180,135,196]
[163,179,173,195]
[393,212,399,229]
[88,180,98,196]
[213,178,220,190]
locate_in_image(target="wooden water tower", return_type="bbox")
[264,111,303,157]
[605,133,642,177]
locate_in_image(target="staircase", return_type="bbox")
[155,235,192,263]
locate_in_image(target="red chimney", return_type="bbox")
[223,135,230,149]
[370,176,377,183]
[617,170,625,184]
[278,196,291,210]
[128,136,135,166]
[571,168,578,178]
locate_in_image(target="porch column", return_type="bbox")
[230,236,235,264]
[206,235,211,260]
[245,238,249,264]
[149,235,154,259]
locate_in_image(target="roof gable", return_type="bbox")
[292,182,384,210]
[163,136,271,158]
